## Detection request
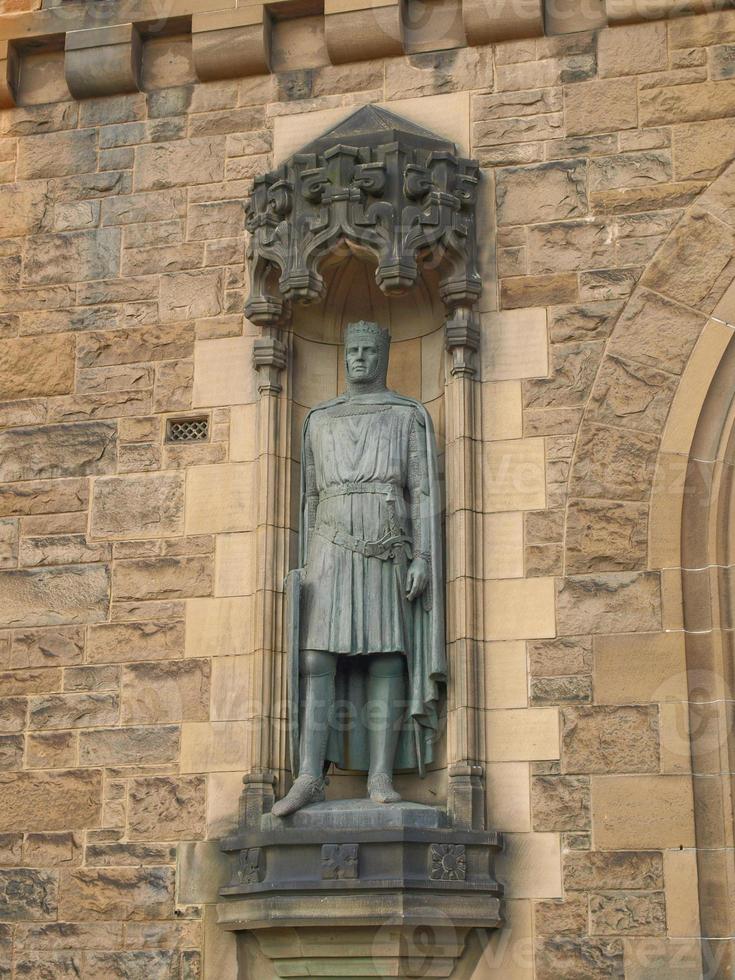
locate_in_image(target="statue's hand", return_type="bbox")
[406,557,430,602]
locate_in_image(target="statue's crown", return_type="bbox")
[344,320,391,358]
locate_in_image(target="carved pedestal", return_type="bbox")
[218,797,502,978]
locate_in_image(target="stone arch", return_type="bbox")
[565,159,735,974]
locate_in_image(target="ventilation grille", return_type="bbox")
[166,417,209,443]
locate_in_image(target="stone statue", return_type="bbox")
[272,321,445,818]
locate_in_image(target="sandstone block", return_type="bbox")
[0,564,110,628]
[535,936,623,978]
[0,735,23,770]
[185,463,255,534]
[59,867,174,921]
[23,229,120,287]
[534,895,588,936]
[2,699,31,735]
[494,832,562,899]
[78,725,179,766]
[587,355,677,434]
[28,693,119,731]
[528,636,592,676]
[17,130,97,180]
[180,720,249,773]
[153,359,193,413]
[77,324,194,369]
[564,850,663,890]
[589,151,671,192]
[643,210,735,311]
[87,620,184,665]
[0,184,50,238]
[556,572,661,635]
[530,675,592,705]
[10,627,84,668]
[0,334,74,401]
[527,220,614,274]
[590,179,706,216]
[127,775,205,840]
[565,499,648,574]
[480,308,548,382]
[135,137,225,191]
[0,770,101,832]
[640,80,735,127]
[0,869,57,920]
[0,422,116,483]
[121,660,210,724]
[25,731,76,769]
[523,341,603,409]
[570,424,659,500]
[13,951,84,977]
[159,269,223,322]
[475,88,562,119]
[91,474,184,541]
[609,288,705,374]
[485,706,560,761]
[23,831,81,868]
[496,160,588,225]
[598,22,667,77]
[562,705,659,774]
[84,950,178,979]
[113,556,213,601]
[673,118,735,179]
[84,842,176,867]
[501,274,578,309]
[0,668,61,696]
[592,775,696,848]
[64,665,119,693]
[20,535,110,568]
[76,364,154,394]
[548,301,622,343]
[532,775,590,832]
[565,78,637,136]
[593,632,687,704]
[590,891,666,936]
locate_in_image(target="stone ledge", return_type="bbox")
[65,23,142,100]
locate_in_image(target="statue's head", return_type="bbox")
[344,320,390,389]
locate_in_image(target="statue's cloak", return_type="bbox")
[288,390,446,777]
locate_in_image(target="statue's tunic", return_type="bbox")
[301,400,424,656]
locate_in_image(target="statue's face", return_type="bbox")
[345,339,381,383]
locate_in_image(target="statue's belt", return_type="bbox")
[319,482,400,501]
[314,524,411,561]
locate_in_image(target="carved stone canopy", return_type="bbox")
[244,105,481,331]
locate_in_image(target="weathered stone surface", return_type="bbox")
[530,675,592,705]
[501,274,578,308]
[548,302,622,342]
[153,359,193,414]
[25,732,76,770]
[127,775,205,841]
[14,952,83,978]
[643,210,735,311]
[565,499,648,573]
[673,118,735,179]
[535,937,624,979]
[565,850,664,890]
[566,78,638,136]
[0,735,23,770]
[609,287,705,374]
[532,775,591,831]
[570,424,659,501]
[14,920,124,950]
[159,269,223,322]
[23,831,81,868]
[589,151,672,191]
[0,699,27,734]
[528,636,592,676]
[640,79,735,127]
[0,668,61,696]
[91,474,185,541]
[0,422,116,483]
[0,565,110,628]
[535,895,588,935]
[0,770,101,832]
[78,725,179,766]
[17,130,97,180]
[0,184,50,238]
[121,660,210,723]
[9,628,84,668]
[113,556,213,601]
[84,950,178,980]
[590,179,706,215]
[0,869,57,921]
[598,22,667,77]
[64,665,120,693]
[527,220,614,274]
[84,842,176,867]
[524,342,603,408]
[0,335,74,401]
[587,355,677,434]
[28,693,119,731]
[23,229,120,287]
[0,479,89,519]
[87,621,184,664]
[590,891,666,936]
[76,364,154,394]
[579,267,640,302]
[556,572,661,635]
[135,137,225,191]
[77,324,195,368]
[562,706,659,774]
[58,867,175,920]
[20,535,110,568]
[496,160,588,225]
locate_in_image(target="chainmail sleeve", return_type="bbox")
[303,420,319,538]
[407,409,430,562]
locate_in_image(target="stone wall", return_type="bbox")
[1,5,735,978]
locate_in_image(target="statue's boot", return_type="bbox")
[367,658,405,804]
[272,654,334,818]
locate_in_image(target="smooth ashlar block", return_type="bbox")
[180,721,250,773]
[325,0,405,64]
[65,24,142,101]
[481,308,548,382]
[485,706,560,761]
[464,0,543,45]
[483,438,546,513]
[185,463,256,535]
[192,7,272,82]
[494,832,562,898]
[485,577,555,639]
[193,338,259,409]
[592,775,696,848]
[485,762,531,832]
[185,597,254,660]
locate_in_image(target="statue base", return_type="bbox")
[218,792,503,978]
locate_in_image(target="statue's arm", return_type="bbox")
[303,420,319,537]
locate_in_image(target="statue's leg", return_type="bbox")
[366,652,406,804]
[272,649,336,818]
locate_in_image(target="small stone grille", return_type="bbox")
[166,417,209,443]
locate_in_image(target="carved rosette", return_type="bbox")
[244,105,482,378]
